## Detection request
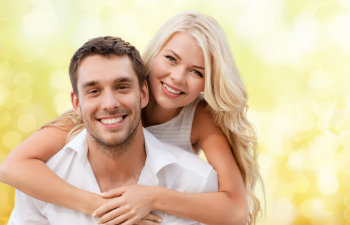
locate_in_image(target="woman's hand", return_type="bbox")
[93,185,159,225]
[135,213,162,225]
[95,213,161,225]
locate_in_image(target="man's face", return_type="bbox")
[71,55,148,150]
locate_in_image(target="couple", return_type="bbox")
[0,12,262,225]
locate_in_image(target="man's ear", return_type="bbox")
[140,81,149,109]
[71,91,81,115]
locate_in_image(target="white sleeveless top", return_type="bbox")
[145,97,202,154]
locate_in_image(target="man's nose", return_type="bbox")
[101,89,120,110]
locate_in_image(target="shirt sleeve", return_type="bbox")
[7,190,49,225]
[200,169,218,193]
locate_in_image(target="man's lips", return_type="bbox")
[161,82,185,95]
[97,115,126,125]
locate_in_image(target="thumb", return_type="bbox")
[101,186,126,198]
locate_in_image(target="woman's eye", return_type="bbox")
[192,70,204,78]
[165,55,176,63]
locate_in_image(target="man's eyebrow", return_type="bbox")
[81,77,134,89]
[82,81,97,89]
[112,77,134,83]
[165,50,205,71]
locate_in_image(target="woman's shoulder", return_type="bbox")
[194,98,212,119]
[191,98,216,146]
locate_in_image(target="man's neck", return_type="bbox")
[87,127,146,192]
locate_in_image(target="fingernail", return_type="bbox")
[92,212,96,217]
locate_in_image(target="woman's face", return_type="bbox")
[148,32,205,109]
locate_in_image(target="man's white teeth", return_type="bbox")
[162,83,182,94]
[101,117,123,124]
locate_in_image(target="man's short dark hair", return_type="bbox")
[69,36,146,94]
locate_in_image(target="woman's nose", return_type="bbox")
[170,66,186,83]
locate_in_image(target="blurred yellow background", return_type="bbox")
[1,0,349,224]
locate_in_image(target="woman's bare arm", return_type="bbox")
[0,127,105,215]
[153,102,248,225]
[94,102,248,225]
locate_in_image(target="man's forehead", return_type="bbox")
[76,55,138,85]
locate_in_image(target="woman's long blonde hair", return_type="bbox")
[143,11,263,224]
[44,11,263,224]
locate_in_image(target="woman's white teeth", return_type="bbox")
[162,83,182,94]
[101,117,122,124]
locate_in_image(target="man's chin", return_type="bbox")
[88,118,140,150]
[96,134,126,146]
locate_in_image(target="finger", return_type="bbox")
[96,206,129,224]
[143,213,162,222]
[119,215,139,225]
[103,210,137,225]
[101,186,126,198]
[93,198,123,218]
[135,219,161,225]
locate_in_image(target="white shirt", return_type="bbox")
[8,128,218,225]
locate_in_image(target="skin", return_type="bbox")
[145,32,205,125]
[72,55,148,192]
[73,55,145,157]
[0,33,248,225]
[71,55,158,224]
[95,34,247,225]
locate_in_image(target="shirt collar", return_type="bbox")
[65,129,89,163]
[64,128,178,185]
[143,128,177,170]
[139,128,178,186]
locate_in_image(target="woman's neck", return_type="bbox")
[142,95,182,127]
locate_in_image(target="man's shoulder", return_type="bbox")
[144,128,216,177]
[143,128,218,193]
[46,129,87,173]
[157,141,218,193]
[163,141,213,174]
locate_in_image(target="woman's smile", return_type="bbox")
[161,81,185,96]
[148,32,205,109]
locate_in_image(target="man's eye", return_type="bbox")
[87,89,99,94]
[165,55,176,63]
[118,85,129,90]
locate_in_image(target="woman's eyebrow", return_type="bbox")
[165,49,181,60]
[165,49,204,70]
[192,65,205,71]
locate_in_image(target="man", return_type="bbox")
[8,36,218,224]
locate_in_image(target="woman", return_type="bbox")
[0,11,262,225]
